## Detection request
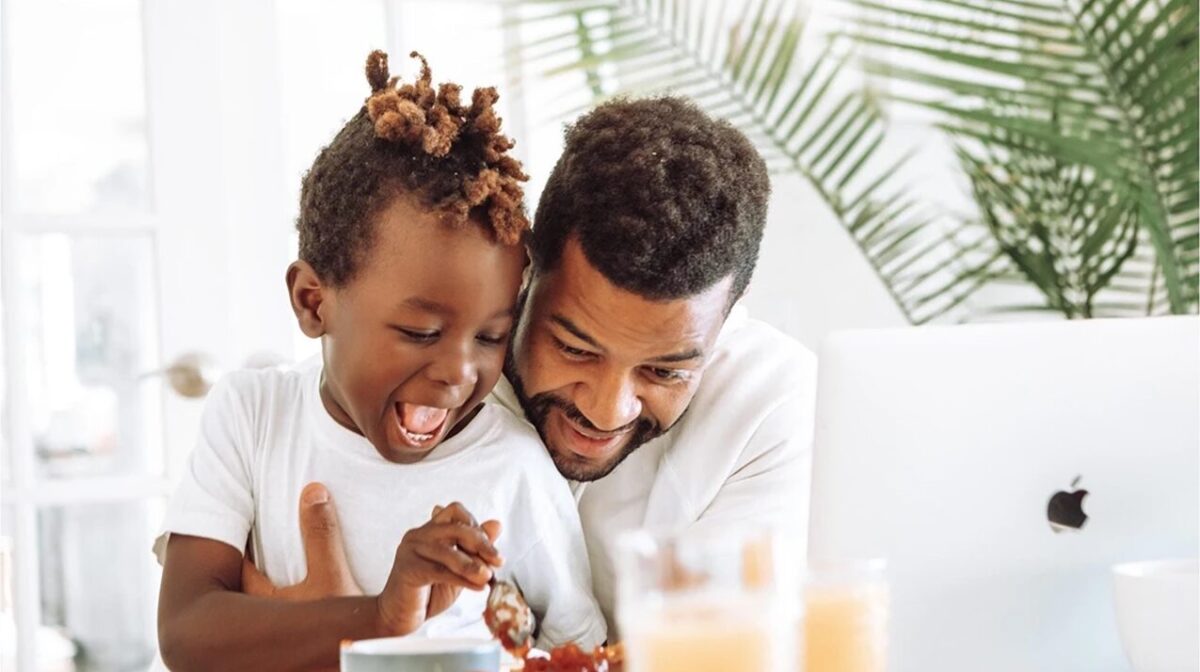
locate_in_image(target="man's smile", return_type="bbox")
[552,406,631,460]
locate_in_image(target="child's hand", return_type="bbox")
[375,502,503,636]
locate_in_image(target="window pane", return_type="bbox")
[2,240,9,486]
[37,499,164,672]
[7,0,151,214]
[276,0,386,363]
[18,234,163,480]
[276,0,387,219]
[393,1,509,101]
[2,505,80,672]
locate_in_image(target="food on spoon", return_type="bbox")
[483,582,533,659]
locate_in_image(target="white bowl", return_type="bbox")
[1112,559,1199,672]
[340,636,500,672]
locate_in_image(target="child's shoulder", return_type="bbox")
[472,403,560,479]
[208,364,315,421]
[476,402,543,450]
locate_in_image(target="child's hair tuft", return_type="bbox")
[296,50,530,287]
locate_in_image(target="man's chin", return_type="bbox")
[547,437,640,481]
[549,449,620,482]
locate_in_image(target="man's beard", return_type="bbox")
[505,353,665,482]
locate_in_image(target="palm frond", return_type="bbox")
[846,0,1200,315]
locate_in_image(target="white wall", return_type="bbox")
[744,173,910,350]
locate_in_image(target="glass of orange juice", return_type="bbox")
[617,527,799,672]
[801,559,888,672]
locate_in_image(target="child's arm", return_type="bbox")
[158,511,502,672]
[158,534,386,672]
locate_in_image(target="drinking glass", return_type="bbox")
[617,527,798,672]
[801,559,888,672]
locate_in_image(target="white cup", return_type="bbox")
[1112,559,1199,672]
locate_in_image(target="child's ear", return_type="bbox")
[286,261,329,338]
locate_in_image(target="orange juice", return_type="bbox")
[801,583,887,672]
[624,592,791,672]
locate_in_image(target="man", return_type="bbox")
[251,96,816,634]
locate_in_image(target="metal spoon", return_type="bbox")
[485,575,536,651]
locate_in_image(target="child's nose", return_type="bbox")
[427,342,476,389]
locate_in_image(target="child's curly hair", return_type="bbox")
[297,50,529,287]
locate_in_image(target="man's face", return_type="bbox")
[508,237,733,481]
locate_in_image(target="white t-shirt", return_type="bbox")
[158,363,606,649]
[490,305,817,635]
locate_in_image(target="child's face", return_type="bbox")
[315,197,527,463]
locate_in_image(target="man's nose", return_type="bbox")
[576,369,642,431]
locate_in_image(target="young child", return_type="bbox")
[155,51,605,671]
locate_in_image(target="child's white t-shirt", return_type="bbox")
[157,364,606,649]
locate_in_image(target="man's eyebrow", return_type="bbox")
[649,348,704,364]
[550,314,600,348]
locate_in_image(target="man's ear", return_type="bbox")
[287,261,330,338]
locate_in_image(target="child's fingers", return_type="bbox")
[405,555,488,592]
[436,521,503,567]
[481,519,502,544]
[412,540,492,588]
[425,505,503,565]
[431,501,476,526]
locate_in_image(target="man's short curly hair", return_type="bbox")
[298,51,529,287]
[529,96,770,301]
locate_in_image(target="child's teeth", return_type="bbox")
[400,427,433,441]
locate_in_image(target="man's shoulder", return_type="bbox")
[637,315,816,525]
[656,313,816,467]
[703,314,817,402]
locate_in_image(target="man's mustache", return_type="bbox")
[536,393,646,436]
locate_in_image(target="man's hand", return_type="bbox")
[241,482,363,600]
[375,502,503,636]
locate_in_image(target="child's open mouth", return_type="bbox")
[394,402,450,447]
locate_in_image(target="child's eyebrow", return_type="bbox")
[403,297,452,315]
[403,297,517,321]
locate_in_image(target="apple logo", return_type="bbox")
[1047,475,1088,533]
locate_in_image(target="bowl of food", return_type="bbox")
[1112,558,1198,672]
[340,636,500,672]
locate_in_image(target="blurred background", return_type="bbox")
[0,0,1194,669]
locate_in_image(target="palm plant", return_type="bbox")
[505,0,1198,320]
